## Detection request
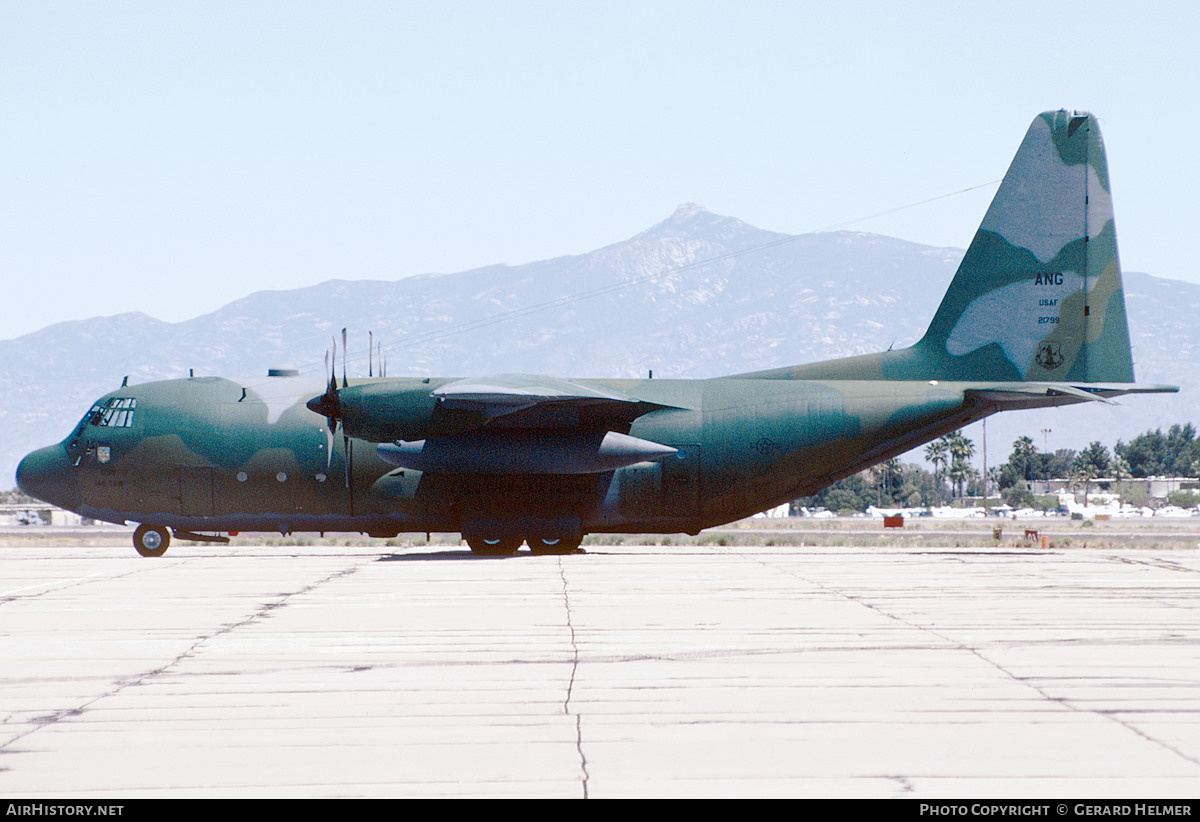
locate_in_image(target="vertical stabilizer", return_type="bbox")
[915,110,1134,382]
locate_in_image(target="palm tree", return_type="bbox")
[1073,461,1100,507]
[874,458,902,506]
[949,460,977,502]
[924,439,948,505]
[947,430,975,500]
[1011,435,1038,482]
[1074,442,1111,506]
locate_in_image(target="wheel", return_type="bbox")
[465,536,521,556]
[528,536,583,555]
[133,524,171,557]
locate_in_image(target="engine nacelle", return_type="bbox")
[376,429,676,475]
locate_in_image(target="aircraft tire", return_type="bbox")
[528,537,582,555]
[133,524,171,558]
[465,536,521,556]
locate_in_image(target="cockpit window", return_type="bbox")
[87,397,137,428]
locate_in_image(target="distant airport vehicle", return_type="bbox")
[16,111,1176,556]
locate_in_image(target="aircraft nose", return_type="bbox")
[16,444,81,512]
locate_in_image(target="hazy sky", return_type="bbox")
[3,1,1197,340]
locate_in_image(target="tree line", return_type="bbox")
[794,423,1200,515]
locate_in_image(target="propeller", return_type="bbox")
[306,334,350,485]
[306,338,343,435]
[307,328,379,487]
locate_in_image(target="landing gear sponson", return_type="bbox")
[465,535,583,556]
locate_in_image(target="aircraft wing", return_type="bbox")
[366,374,681,475]
[314,373,684,475]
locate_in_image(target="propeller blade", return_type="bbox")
[328,337,338,394]
[308,340,349,474]
[341,327,348,388]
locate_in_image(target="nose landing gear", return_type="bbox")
[133,524,171,557]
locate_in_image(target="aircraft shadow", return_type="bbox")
[378,548,590,561]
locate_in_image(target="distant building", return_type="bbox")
[0,503,83,527]
[1030,477,1197,500]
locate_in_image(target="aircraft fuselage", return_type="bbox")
[19,373,979,542]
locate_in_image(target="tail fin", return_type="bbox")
[742,110,1172,396]
[915,109,1134,382]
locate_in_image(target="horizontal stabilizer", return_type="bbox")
[966,381,1177,411]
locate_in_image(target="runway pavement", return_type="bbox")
[1,539,1198,798]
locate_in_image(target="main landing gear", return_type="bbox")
[464,535,583,556]
[527,536,583,555]
[133,524,171,557]
[465,536,522,556]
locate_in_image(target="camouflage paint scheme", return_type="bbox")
[16,111,1176,555]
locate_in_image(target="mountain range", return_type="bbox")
[3,204,1193,488]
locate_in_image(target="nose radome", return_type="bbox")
[16,444,80,512]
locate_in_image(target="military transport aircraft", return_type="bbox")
[16,111,1176,556]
